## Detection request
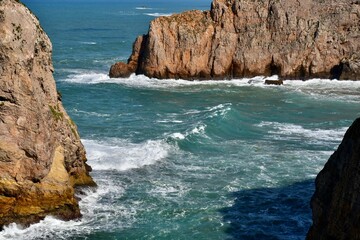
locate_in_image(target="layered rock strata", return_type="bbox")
[0,0,95,228]
[110,0,360,80]
[307,118,360,239]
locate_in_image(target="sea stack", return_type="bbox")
[307,118,360,239]
[110,0,360,80]
[0,0,95,228]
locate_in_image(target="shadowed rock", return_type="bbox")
[307,118,360,239]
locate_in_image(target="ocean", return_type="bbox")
[1,0,360,239]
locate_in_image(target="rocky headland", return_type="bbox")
[110,0,360,80]
[0,0,95,228]
[307,118,360,239]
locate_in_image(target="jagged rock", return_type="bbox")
[307,118,360,239]
[110,0,360,80]
[0,0,95,228]
[109,35,146,78]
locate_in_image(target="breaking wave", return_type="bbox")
[83,138,173,171]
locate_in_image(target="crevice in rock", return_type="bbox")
[31,178,40,183]
[330,62,344,79]
[23,148,38,161]
[0,95,15,104]
[135,34,149,75]
[268,57,282,76]
[313,21,320,40]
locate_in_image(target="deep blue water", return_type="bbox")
[1,1,360,239]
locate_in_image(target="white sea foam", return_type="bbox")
[183,103,232,118]
[83,138,172,171]
[135,7,153,10]
[61,71,359,89]
[0,179,133,240]
[144,13,173,17]
[168,124,207,141]
[0,217,83,240]
[72,108,110,118]
[191,125,206,134]
[148,183,189,199]
[157,119,183,123]
[258,121,348,143]
[206,103,232,118]
[60,71,360,102]
[80,41,97,45]
[169,132,186,140]
[62,71,110,84]
[283,78,360,102]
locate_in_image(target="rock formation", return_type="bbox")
[307,118,360,239]
[0,0,95,228]
[110,0,360,80]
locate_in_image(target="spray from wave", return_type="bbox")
[257,121,348,144]
[83,138,173,171]
[60,71,360,104]
[144,13,173,17]
[0,180,134,240]
[0,137,173,239]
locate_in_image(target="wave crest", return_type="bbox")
[257,121,348,144]
[83,138,172,171]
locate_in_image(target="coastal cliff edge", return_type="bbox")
[110,0,360,80]
[0,0,95,228]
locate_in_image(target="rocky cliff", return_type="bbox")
[110,0,360,80]
[0,0,95,228]
[307,118,360,239]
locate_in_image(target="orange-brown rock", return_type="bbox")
[307,118,360,239]
[109,35,146,78]
[0,0,95,229]
[110,0,360,80]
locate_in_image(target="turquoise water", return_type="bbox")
[1,1,360,239]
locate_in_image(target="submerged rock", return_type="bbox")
[110,0,360,80]
[0,0,95,228]
[307,118,360,239]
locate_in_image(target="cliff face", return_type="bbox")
[110,0,360,80]
[0,0,95,228]
[307,118,360,239]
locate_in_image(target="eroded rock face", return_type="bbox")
[0,0,95,228]
[307,118,360,239]
[110,0,360,80]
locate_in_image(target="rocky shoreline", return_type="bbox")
[110,0,360,80]
[0,0,95,229]
[1,0,360,237]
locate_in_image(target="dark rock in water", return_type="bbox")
[265,79,283,85]
[110,0,360,80]
[307,118,360,239]
[0,0,95,229]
